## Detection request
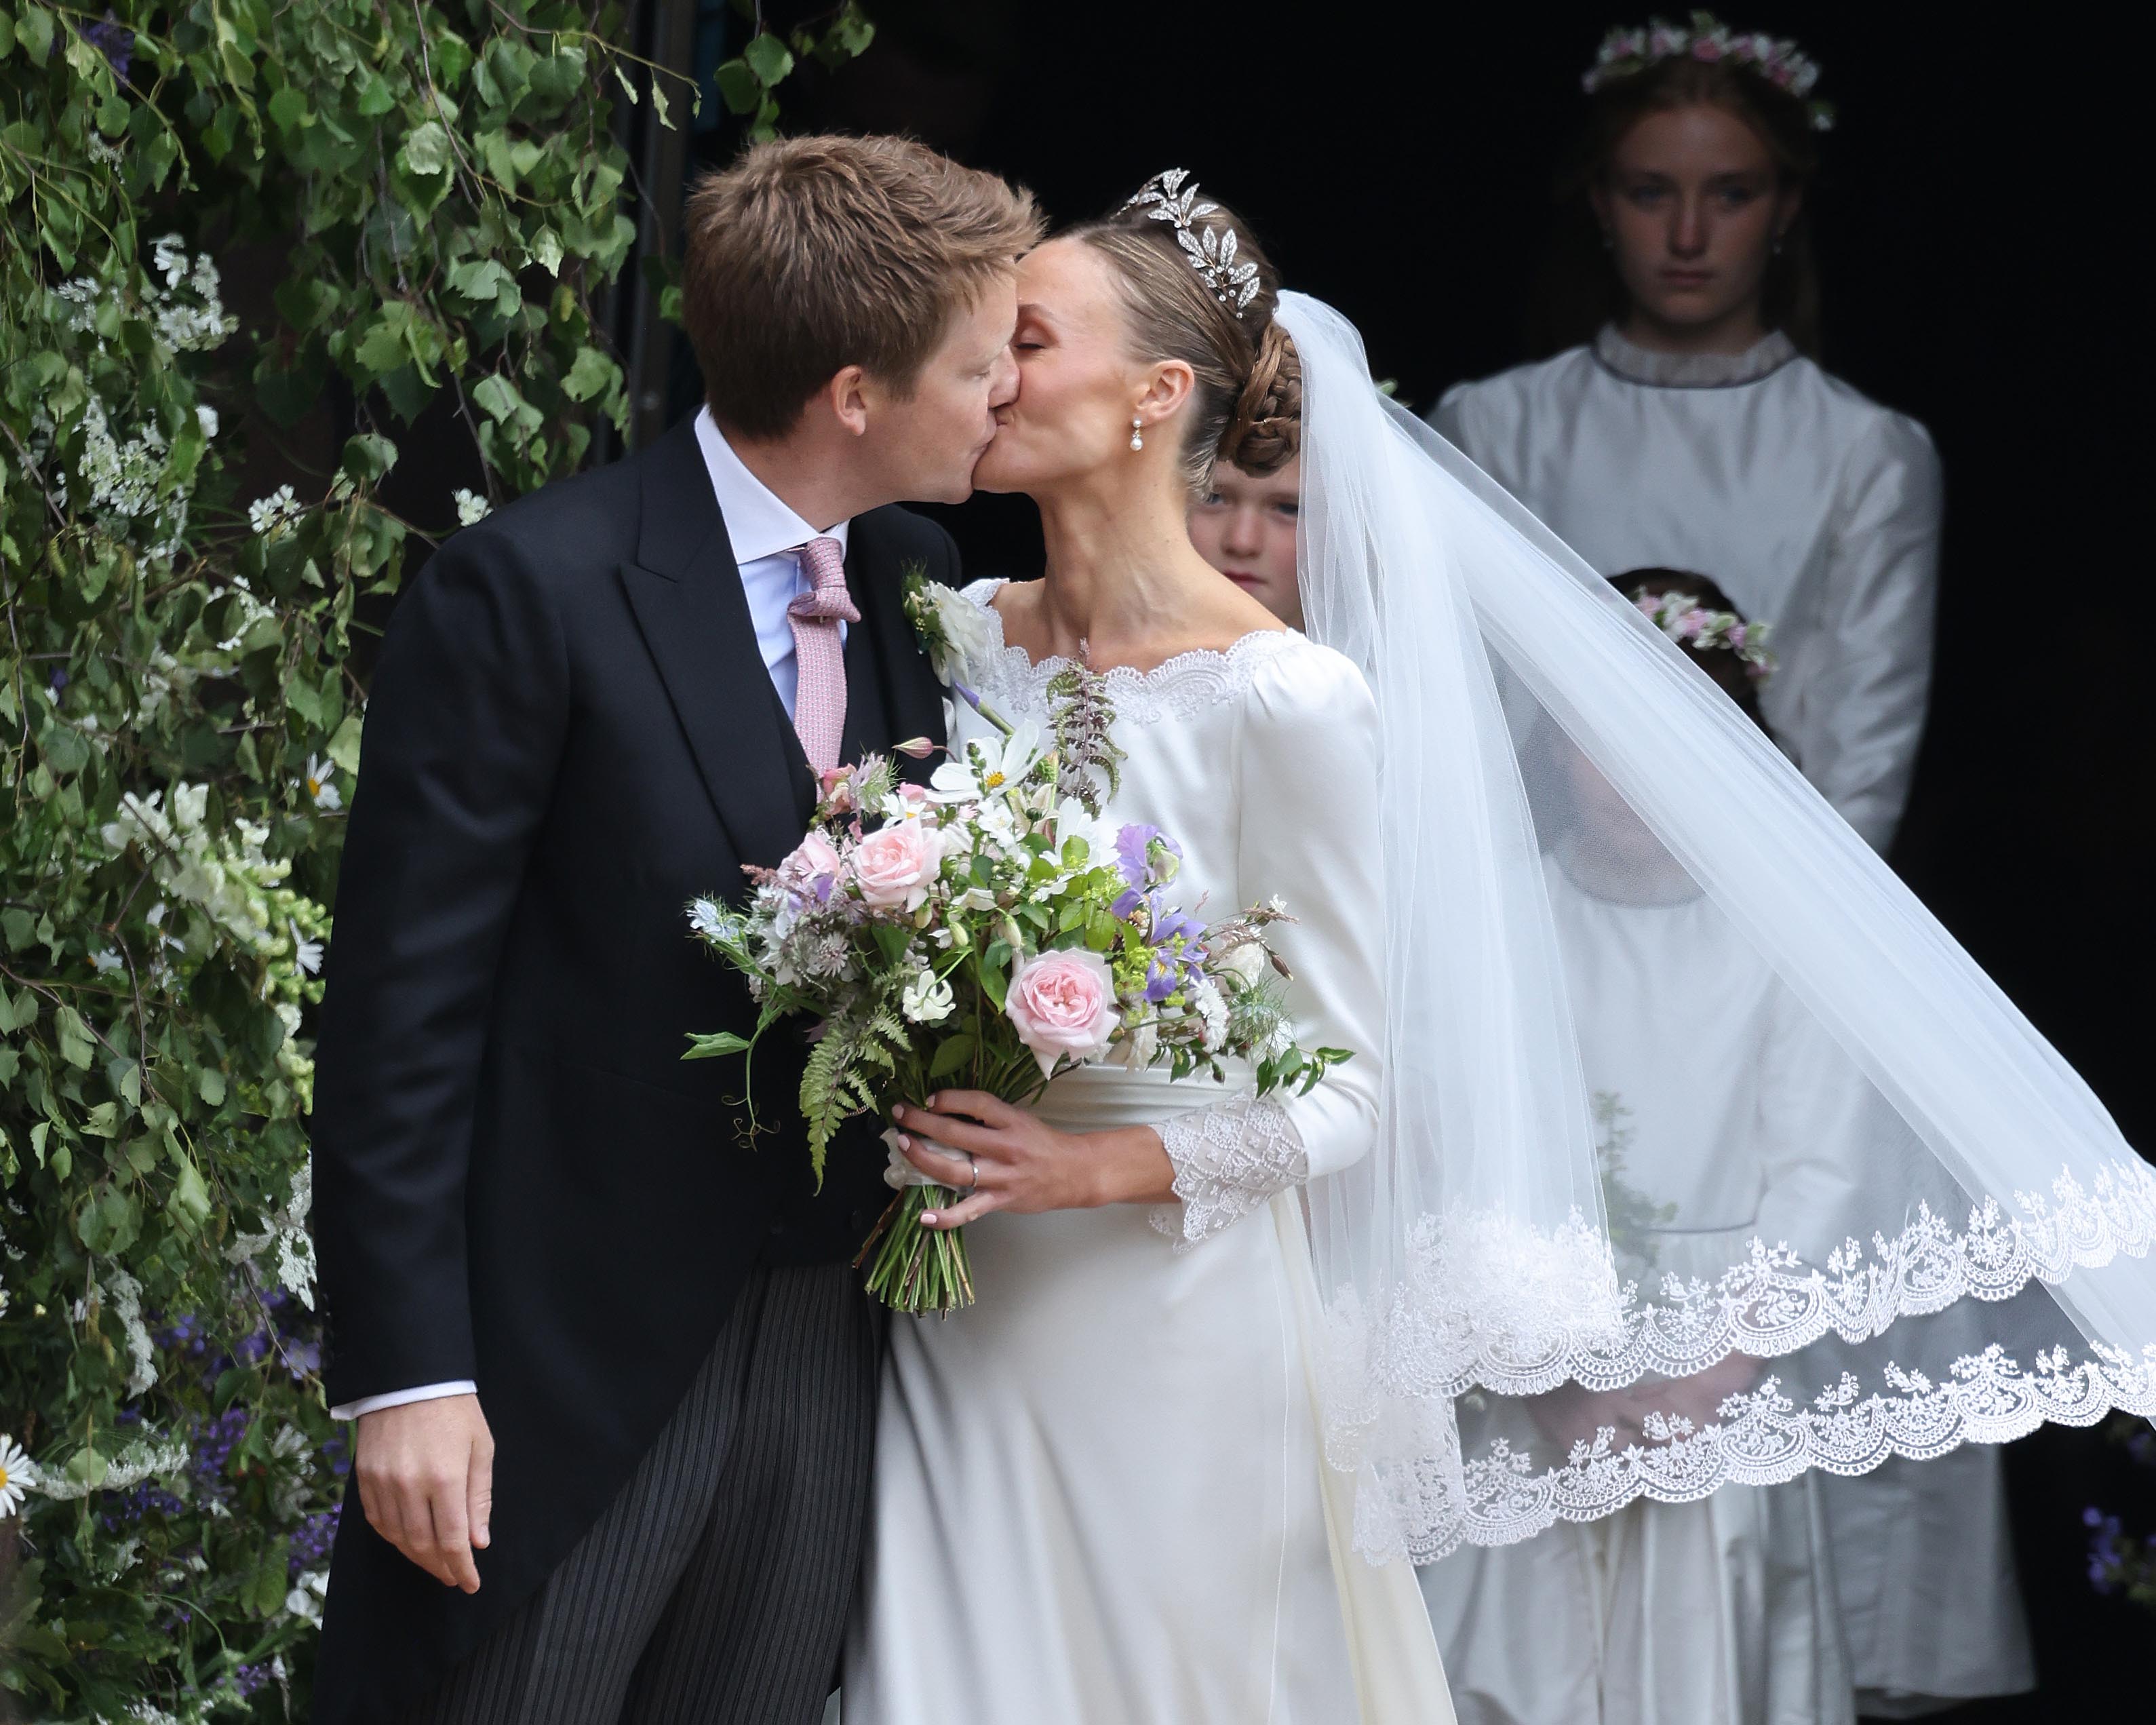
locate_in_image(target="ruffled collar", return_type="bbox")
[1592,324,1799,389]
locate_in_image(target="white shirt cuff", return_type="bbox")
[330,1380,477,1422]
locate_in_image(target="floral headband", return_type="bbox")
[1584,11,1833,132]
[1633,587,1776,680]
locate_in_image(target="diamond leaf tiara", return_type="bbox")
[1120,170,1261,319]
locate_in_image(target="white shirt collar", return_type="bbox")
[692,406,850,566]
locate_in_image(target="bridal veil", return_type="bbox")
[1277,291,2155,1562]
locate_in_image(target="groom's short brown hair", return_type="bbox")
[681,135,1042,439]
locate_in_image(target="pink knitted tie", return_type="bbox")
[787,537,860,773]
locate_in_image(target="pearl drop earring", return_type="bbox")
[1129,416,1144,452]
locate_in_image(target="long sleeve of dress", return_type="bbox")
[1798,412,1942,852]
[1154,646,1388,1245]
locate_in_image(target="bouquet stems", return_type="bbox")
[857,1184,976,1315]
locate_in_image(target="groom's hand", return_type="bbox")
[355,1393,496,1592]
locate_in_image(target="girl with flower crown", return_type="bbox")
[1430,20,2032,1716]
[1434,16,1934,859]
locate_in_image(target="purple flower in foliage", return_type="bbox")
[79,9,133,79]
[193,1406,250,1485]
[2084,1505,2125,1591]
[290,1504,342,1576]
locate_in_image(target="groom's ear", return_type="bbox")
[821,364,873,439]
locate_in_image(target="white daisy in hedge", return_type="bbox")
[289,921,323,975]
[301,753,342,813]
[0,1435,37,1517]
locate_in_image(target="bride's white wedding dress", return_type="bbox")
[840,580,1455,1724]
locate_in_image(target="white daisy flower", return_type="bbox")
[301,754,342,813]
[1049,797,1121,870]
[289,921,323,975]
[928,720,1044,803]
[0,1435,37,1518]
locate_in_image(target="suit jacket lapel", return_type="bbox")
[619,421,813,872]
[845,511,947,771]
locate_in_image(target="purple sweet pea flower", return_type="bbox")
[1152,908,1203,948]
[1114,824,1183,888]
[1115,824,1160,887]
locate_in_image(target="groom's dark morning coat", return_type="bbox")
[310,418,951,1721]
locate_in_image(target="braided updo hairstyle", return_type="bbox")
[1065,182,1301,493]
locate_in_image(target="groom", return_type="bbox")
[310,136,1042,1722]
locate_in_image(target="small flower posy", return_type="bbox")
[1632,586,1776,680]
[1121,170,1261,317]
[1585,10,1833,132]
[682,570,1346,1315]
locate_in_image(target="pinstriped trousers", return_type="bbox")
[404,1265,880,1725]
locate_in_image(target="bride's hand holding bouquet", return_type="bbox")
[684,577,1347,1315]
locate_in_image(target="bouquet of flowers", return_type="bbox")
[684,578,1347,1315]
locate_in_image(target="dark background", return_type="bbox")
[372,3,2153,1716]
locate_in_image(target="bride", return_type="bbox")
[842,171,2155,1724]
[840,178,1453,1722]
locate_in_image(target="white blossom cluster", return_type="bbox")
[98,782,332,1094]
[47,236,237,564]
[78,395,169,520]
[247,483,304,537]
[148,234,239,353]
[227,1164,319,1310]
[36,1431,189,1503]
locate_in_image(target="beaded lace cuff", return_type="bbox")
[1150,1091,1308,1248]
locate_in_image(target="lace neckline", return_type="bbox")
[1592,324,1799,390]
[959,578,1304,724]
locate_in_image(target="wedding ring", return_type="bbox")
[962,1152,979,1195]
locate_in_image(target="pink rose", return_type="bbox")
[1005,948,1120,1079]
[779,830,842,891]
[849,820,944,911]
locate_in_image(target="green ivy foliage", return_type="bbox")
[0,0,872,1713]
[713,1,874,140]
